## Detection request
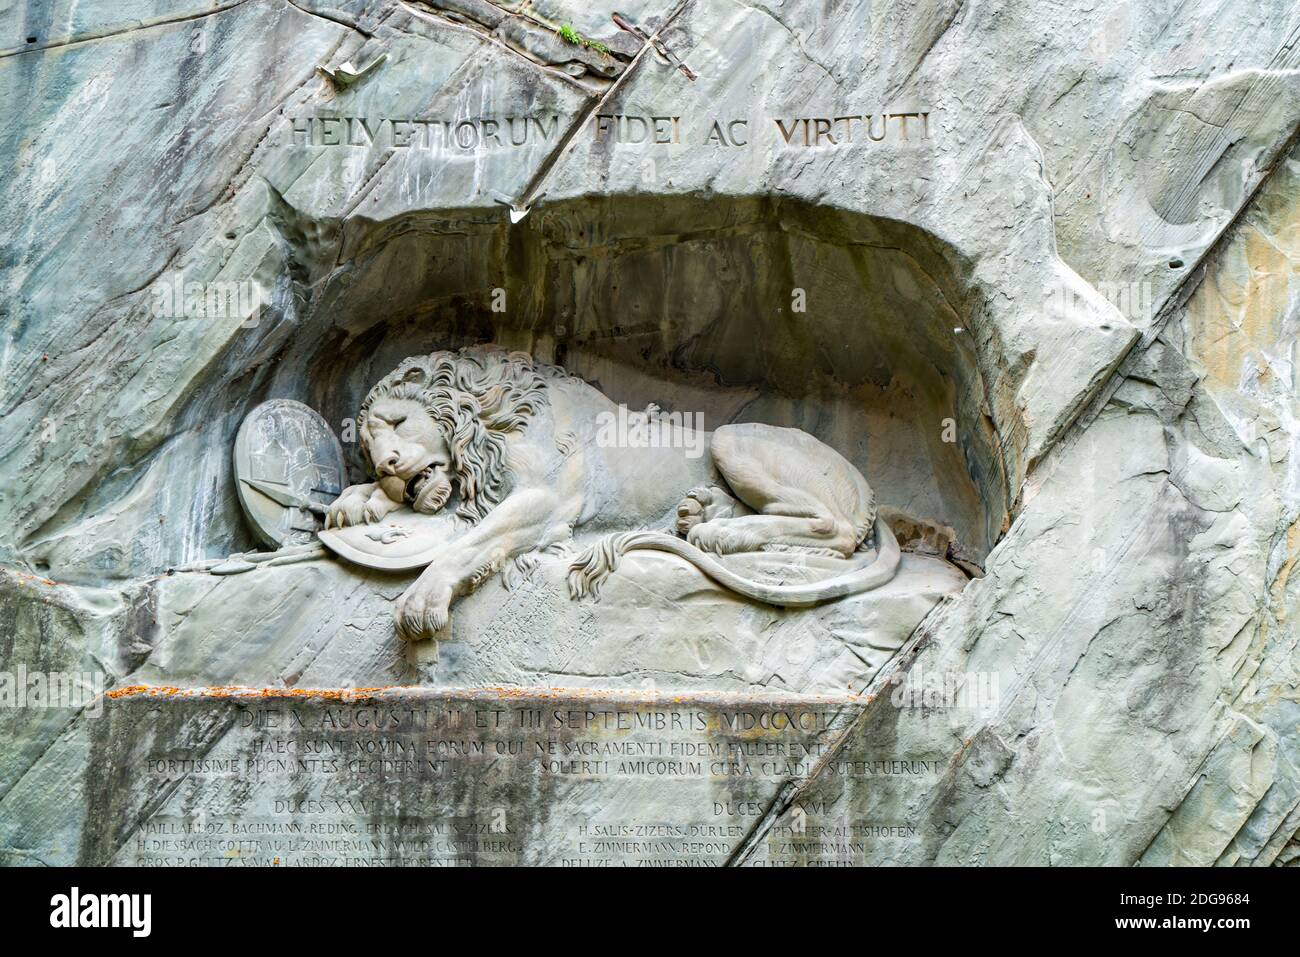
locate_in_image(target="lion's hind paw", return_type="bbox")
[675,485,736,538]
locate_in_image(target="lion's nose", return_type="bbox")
[376,452,400,474]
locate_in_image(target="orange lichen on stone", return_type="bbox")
[1185,164,1300,392]
[106,685,394,701]
[101,684,865,705]
[3,568,59,589]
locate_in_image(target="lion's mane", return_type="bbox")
[357,347,550,523]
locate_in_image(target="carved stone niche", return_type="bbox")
[302,196,1008,560]
[139,196,1009,696]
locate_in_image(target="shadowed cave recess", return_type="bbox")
[285,194,1007,573]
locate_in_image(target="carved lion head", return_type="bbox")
[356,348,549,522]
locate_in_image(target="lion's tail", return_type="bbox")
[567,515,901,606]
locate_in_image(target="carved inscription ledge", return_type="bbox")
[281,109,935,151]
[91,685,946,866]
[104,683,872,710]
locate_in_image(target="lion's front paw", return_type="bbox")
[325,484,371,529]
[395,577,454,641]
[361,486,401,524]
[326,483,400,529]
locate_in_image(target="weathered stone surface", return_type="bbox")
[73,687,916,868]
[135,550,964,692]
[2,0,1299,866]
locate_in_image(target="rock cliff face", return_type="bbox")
[1,0,1298,865]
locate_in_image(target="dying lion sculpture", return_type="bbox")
[325,346,900,639]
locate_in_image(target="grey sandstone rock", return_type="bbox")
[1,0,1298,866]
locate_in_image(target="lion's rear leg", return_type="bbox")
[689,425,860,557]
[687,511,859,556]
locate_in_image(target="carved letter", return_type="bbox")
[834,116,860,142]
[533,115,559,140]
[774,118,803,145]
[625,116,649,144]
[455,121,478,149]
[320,117,343,146]
[892,112,919,140]
[812,118,836,145]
